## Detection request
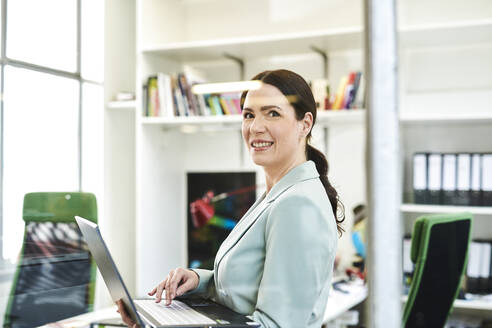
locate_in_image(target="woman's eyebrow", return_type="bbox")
[260,105,282,111]
[242,105,281,112]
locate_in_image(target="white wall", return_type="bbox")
[100,0,137,308]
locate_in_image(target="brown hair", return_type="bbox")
[240,69,345,235]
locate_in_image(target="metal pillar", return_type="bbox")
[364,0,401,327]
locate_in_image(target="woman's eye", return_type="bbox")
[268,110,280,117]
[243,112,254,119]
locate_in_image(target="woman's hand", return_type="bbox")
[148,268,199,305]
[116,299,140,328]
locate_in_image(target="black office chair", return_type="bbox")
[402,213,472,328]
[3,192,98,328]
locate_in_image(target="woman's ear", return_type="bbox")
[300,112,313,138]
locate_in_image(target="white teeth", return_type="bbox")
[252,142,273,148]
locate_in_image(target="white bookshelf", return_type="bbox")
[136,2,492,312]
[107,100,136,110]
[401,204,492,216]
[141,27,363,60]
[139,109,365,128]
[140,19,492,61]
[135,0,368,295]
[399,19,492,48]
[400,113,492,124]
[454,298,492,311]
[401,295,492,312]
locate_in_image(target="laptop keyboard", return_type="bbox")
[135,299,216,325]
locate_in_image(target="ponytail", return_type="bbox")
[306,144,345,236]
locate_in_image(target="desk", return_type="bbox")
[43,282,368,328]
[323,280,368,324]
[40,306,122,328]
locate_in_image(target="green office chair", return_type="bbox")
[3,192,98,328]
[402,213,472,328]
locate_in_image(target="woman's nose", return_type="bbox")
[250,116,266,133]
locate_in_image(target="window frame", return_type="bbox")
[0,0,103,259]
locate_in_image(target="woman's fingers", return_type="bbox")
[155,276,169,303]
[165,270,176,305]
[175,278,195,297]
[116,299,137,328]
[152,268,198,305]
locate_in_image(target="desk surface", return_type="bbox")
[41,306,121,328]
[323,280,368,323]
[43,282,368,328]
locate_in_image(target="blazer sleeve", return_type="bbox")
[251,195,334,328]
[185,268,216,299]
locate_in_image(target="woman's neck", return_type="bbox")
[264,156,307,194]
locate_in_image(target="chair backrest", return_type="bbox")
[4,192,97,328]
[402,213,472,328]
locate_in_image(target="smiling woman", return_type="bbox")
[118,69,345,328]
[240,69,345,234]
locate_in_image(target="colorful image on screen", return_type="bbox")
[187,172,256,270]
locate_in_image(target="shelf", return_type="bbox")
[107,100,136,110]
[400,19,492,49]
[139,109,365,128]
[140,114,242,126]
[401,204,492,215]
[454,298,492,311]
[141,27,363,60]
[402,295,492,311]
[140,20,492,61]
[400,113,492,124]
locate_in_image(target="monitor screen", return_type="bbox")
[187,171,256,269]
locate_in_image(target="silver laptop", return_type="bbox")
[75,216,259,328]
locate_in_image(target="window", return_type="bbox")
[0,0,104,282]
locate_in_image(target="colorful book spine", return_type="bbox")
[211,96,223,115]
[232,98,242,114]
[147,76,159,117]
[342,72,356,109]
[219,97,231,115]
[333,76,348,110]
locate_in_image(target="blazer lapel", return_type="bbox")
[214,160,320,267]
[214,193,270,266]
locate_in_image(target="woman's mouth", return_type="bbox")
[251,141,274,151]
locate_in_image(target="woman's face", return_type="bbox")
[241,83,310,171]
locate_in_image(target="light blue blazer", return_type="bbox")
[190,161,338,328]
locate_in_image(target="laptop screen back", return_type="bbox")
[75,216,144,327]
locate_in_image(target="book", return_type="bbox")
[353,75,365,109]
[115,91,135,101]
[342,72,356,109]
[232,98,242,114]
[196,93,209,116]
[470,153,482,206]
[427,153,442,204]
[206,95,217,116]
[456,153,471,205]
[219,97,231,115]
[483,154,492,206]
[211,96,223,116]
[147,76,159,117]
[142,84,148,117]
[311,78,329,110]
[442,153,457,205]
[157,73,175,117]
[171,74,186,117]
[333,76,349,110]
[413,153,428,204]
[348,72,362,109]
[179,73,199,116]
